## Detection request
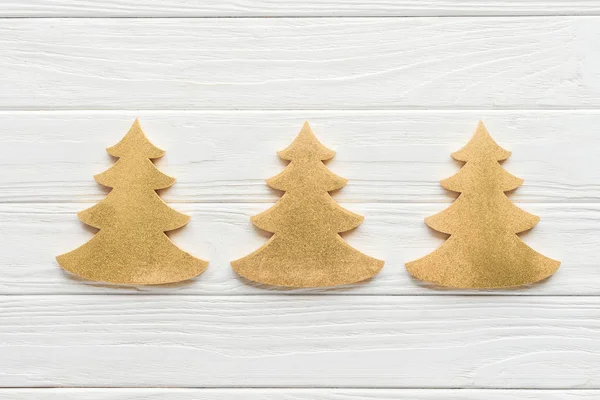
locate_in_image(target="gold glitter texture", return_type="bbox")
[231,121,384,287]
[56,119,208,284]
[406,121,560,288]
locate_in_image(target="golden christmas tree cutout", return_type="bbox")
[231,122,384,288]
[57,119,208,285]
[406,121,560,288]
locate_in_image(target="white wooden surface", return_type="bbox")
[1,18,599,110]
[3,296,600,387]
[0,202,587,295]
[2,389,598,399]
[1,0,599,398]
[2,111,600,203]
[2,1,600,16]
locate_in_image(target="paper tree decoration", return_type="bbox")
[231,122,384,287]
[56,119,208,284]
[406,121,560,288]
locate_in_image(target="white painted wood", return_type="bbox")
[0,18,599,110]
[2,0,599,17]
[2,389,597,399]
[1,110,598,203]
[3,202,584,295]
[2,295,599,388]
[1,4,597,395]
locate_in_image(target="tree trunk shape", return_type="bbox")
[231,121,384,287]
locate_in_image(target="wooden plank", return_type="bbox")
[2,295,599,387]
[0,17,598,110]
[1,110,598,203]
[1,1,599,17]
[1,389,597,399]
[2,202,584,295]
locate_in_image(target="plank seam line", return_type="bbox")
[2,294,599,298]
[3,109,600,114]
[1,386,599,390]
[2,107,600,112]
[1,14,600,19]
[3,201,600,205]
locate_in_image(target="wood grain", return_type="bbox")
[2,389,597,399]
[2,110,599,203]
[0,17,598,110]
[2,295,599,388]
[1,1,599,17]
[4,202,588,295]
[1,2,598,395]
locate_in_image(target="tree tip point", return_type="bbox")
[300,120,314,135]
[475,120,490,135]
[131,117,142,129]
